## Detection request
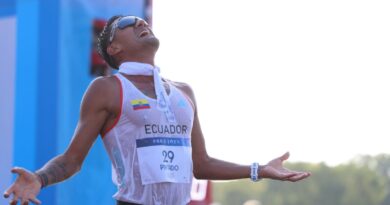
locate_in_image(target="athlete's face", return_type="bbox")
[110,16,159,52]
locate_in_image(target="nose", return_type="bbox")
[135,19,149,28]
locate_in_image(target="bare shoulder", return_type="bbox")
[167,80,197,110]
[169,80,195,99]
[82,75,121,110]
[88,75,119,91]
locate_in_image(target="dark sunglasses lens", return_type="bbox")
[117,17,137,29]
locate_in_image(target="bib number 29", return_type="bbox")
[161,150,179,171]
[162,150,175,163]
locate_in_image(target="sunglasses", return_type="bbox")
[109,16,147,43]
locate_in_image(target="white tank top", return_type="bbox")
[102,73,194,205]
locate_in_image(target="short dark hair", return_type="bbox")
[97,15,124,69]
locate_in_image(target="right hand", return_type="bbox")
[3,167,42,205]
[261,152,311,182]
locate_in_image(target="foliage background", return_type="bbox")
[213,154,390,205]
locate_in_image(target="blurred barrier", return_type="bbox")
[1,1,214,204]
[0,1,150,205]
[0,14,16,205]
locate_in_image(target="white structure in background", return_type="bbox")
[191,178,208,201]
[243,199,262,205]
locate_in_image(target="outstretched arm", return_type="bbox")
[177,83,310,182]
[191,110,310,181]
[3,77,119,205]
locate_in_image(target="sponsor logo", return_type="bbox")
[177,99,187,108]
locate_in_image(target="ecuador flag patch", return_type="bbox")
[131,99,151,110]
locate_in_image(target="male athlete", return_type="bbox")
[4,15,310,205]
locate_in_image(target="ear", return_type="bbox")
[107,43,122,56]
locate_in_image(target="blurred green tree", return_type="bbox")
[213,154,390,205]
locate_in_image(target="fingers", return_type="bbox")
[286,172,311,182]
[267,167,296,180]
[278,172,296,180]
[5,167,24,198]
[10,194,18,205]
[3,184,15,199]
[279,152,290,161]
[21,198,29,205]
[3,189,11,198]
[11,167,27,175]
[5,193,40,205]
[30,196,42,205]
[6,192,40,205]
[259,164,311,182]
[21,198,35,205]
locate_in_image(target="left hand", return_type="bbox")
[260,152,311,182]
[3,167,42,205]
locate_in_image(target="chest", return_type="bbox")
[120,83,194,135]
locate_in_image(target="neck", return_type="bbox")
[118,49,156,66]
[119,57,154,66]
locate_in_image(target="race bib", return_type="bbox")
[136,137,192,185]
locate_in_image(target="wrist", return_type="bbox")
[34,172,46,189]
[250,162,263,182]
[258,165,267,179]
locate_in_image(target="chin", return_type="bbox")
[146,37,160,50]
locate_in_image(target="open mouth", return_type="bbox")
[139,30,150,38]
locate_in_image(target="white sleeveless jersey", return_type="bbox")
[102,73,195,205]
